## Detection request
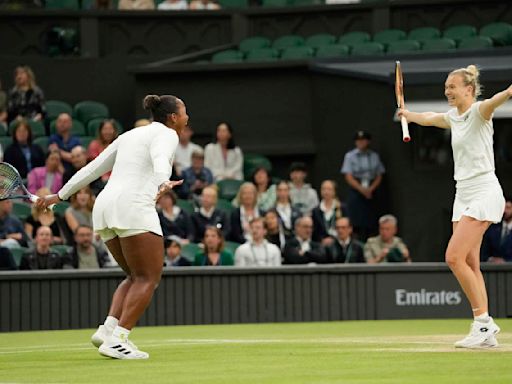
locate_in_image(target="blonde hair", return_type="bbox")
[30,187,55,219]
[233,182,257,208]
[15,66,37,89]
[449,64,482,98]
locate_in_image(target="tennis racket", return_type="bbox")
[395,61,411,142]
[0,162,55,209]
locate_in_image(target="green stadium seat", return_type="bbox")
[408,27,441,42]
[280,46,314,60]
[79,136,95,149]
[45,100,73,122]
[217,179,244,201]
[0,137,13,149]
[479,22,512,46]
[305,34,336,49]
[86,118,123,137]
[243,153,272,180]
[386,40,421,54]
[51,245,72,257]
[350,42,385,56]
[12,201,32,221]
[421,38,457,52]
[272,35,305,50]
[8,120,46,138]
[181,243,202,262]
[373,29,407,46]
[442,24,477,43]
[176,199,195,215]
[292,0,321,5]
[50,118,86,136]
[216,198,234,214]
[9,247,29,268]
[315,44,350,58]
[33,137,49,153]
[211,50,244,64]
[73,101,109,126]
[53,200,71,216]
[224,241,241,256]
[458,36,493,50]
[245,48,280,62]
[45,0,79,9]
[338,31,371,47]
[239,37,271,53]
[262,0,289,6]
[217,0,248,7]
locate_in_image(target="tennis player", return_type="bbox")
[399,65,511,348]
[37,94,188,359]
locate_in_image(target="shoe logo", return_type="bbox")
[480,327,489,332]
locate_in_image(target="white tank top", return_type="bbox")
[444,101,495,181]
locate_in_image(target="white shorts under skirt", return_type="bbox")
[452,172,505,223]
[96,228,149,242]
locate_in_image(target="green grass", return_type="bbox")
[1,319,511,383]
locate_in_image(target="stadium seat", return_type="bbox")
[216,198,234,214]
[245,48,280,62]
[373,29,407,46]
[45,100,73,122]
[51,245,72,257]
[217,0,248,7]
[458,36,493,50]
[386,40,421,54]
[350,42,385,56]
[280,46,314,60]
[33,137,49,153]
[315,44,350,58]
[305,34,336,49]
[243,153,272,180]
[217,179,244,201]
[8,120,46,138]
[408,27,441,42]
[0,137,13,149]
[181,243,201,262]
[73,101,109,126]
[224,241,241,256]
[8,247,29,268]
[12,201,32,221]
[338,31,371,47]
[211,50,244,64]
[442,24,477,43]
[0,248,18,270]
[272,35,305,50]
[176,199,195,214]
[479,22,512,46]
[50,118,86,136]
[262,0,289,7]
[53,200,71,216]
[79,136,95,149]
[86,118,123,137]
[45,0,79,9]
[239,37,271,53]
[421,38,457,52]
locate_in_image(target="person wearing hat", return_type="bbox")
[340,130,385,240]
[288,161,319,216]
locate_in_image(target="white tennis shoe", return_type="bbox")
[454,318,500,349]
[99,335,149,360]
[91,325,110,348]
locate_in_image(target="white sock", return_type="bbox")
[474,312,490,322]
[112,325,131,341]
[104,316,118,332]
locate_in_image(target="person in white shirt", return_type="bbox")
[235,217,281,267]
[174,123,202,175]
[38,94,188,359]
[288,162,319,216]
[399,65,511,349]
[204,122,243,181]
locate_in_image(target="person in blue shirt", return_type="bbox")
[48,112,81,171]
[179,148,213,200]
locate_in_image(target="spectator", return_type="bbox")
[229,182,262,244]
[204,122,243,181]
[174,124,202,175]
[327,217,365,263]
[24,187,64,244]
[3,119,45,178]
[274,180,302,236]
[288,162,319,216]
[157,189,194,243]
[364,214,410,263]
[0,79,7,133]
[27,150,63,194]
[312,180,346,245]
[158,0,188,9]
[65,186,94,234]
[283,216,327,264]
[235,217,281,267]
[164,238,191,267]
[191,186,230,242]
[194,226,233,266]
[180,149,213,200]
[341,130,385,240]
[63,146,104,194]
[264,209,289,251]
[481,197,512,263]
[0,200,29,249]
[7,66,45,123]
[67,225,109,269]
[252,167,276,212]
[189,0,220,9]
[48,112,81,171]
[118,0,155,9]
[87,118,119,161]
[19,226,69,270]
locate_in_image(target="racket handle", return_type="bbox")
[29,194,55,210]
[401,116,410,142]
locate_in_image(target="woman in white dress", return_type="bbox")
[37,94,188,359]
[399,65,511,349]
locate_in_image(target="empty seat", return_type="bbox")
[239,36,271,53]
[458,36,493,50]
[211,50,244,63]
[217,179,244,201]
[338,31,371,47]
[45,100,73,122]
[443,24,477,43]
[50,118,86,136]
[350,42,385,56]
[421,38,457,52]
[73,101,109,126]
[408,27,441,42]
[305,34,336,49]
[272,35,305,50]
[479,22,512,46]
[280,46,314,60]
[245,48,280,62]
[373,29,407,46]
[386,40,421,54]
[315,44,350,58]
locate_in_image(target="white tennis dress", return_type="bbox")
[444,101,505,223]
[58,122,179,236]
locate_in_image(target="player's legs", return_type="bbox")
[465,236,488,314]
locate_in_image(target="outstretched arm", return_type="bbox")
[479,84,512,120]
[398,109,450,129]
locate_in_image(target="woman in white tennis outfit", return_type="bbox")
[399,65,511,349]
[37,94,188,359]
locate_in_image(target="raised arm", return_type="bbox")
[479,84,512,120]
[398,109,450,129]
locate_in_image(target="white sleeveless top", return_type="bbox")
[58,122,179,233]
[444,101,495,181]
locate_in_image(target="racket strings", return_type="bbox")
[0,164,24,199]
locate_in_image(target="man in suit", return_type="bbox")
[327,217,365,263]
[191,186,230,243]
[283,216,327,264]
[481,198,512,263]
